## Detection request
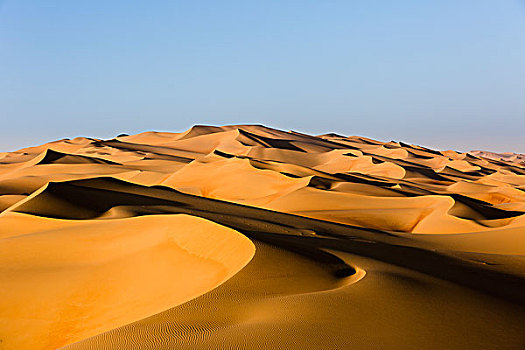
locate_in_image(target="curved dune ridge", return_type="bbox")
[0,124,524,349]
[0,214,254,350]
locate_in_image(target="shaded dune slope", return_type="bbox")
[9,177,525,304]
[65,242,524,350]
[1,124,524,349]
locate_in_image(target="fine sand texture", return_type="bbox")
[0,125,524,349]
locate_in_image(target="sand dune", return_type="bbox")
[1,125,524,349]
[470,150,525,166]
[0,213,254,349]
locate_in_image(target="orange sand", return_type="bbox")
[0,125,524,349]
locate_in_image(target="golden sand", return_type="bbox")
[0,125,524,349]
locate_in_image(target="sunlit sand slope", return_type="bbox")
[66,242,525,350]
[2,125,523,234]
[0,214,254,349]
[1,125,524,349]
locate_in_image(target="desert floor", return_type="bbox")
[1,125,524,349]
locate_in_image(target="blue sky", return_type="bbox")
[1,1,524,152]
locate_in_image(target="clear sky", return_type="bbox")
[1,1,524,152]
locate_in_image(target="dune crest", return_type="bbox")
[0,214,254,350]
[470,150,525,166]
[1,124,524,349]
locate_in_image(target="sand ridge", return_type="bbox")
[1,124,524,349]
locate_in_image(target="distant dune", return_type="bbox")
[1,125,524,349]
[470,150,525,166]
